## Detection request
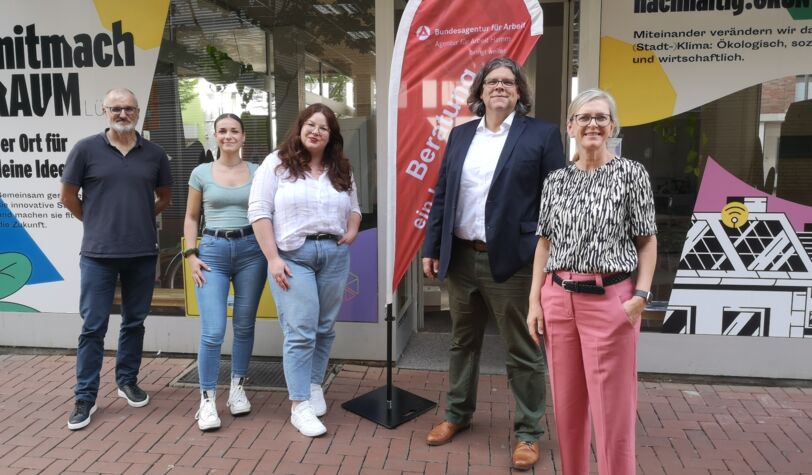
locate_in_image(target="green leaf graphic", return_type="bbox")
[788,6,812,20]
[0,253,33,300]
[0,301,38,312]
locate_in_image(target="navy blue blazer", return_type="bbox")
[421,114,565,283]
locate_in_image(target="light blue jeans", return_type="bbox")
[196,233,267,391]
[270,238,350,401]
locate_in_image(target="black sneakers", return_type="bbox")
[117,383,150,407]
[67,400,97,430]
[67,384,148,430]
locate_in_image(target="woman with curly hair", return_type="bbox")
[248,103,361,437]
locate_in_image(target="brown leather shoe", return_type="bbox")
[512,441,540,470]
[425,420,470,446]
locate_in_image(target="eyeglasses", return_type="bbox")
[105,106,139,115]
[572,114,612,127]
[303,121,330,135]
[484,78,516,89]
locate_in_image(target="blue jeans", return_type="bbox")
[270,239,350,401]
[75,255,157,403]
[196,233,267,391]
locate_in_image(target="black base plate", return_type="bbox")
[341,385,436,429]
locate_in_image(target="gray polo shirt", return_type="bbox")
[62,130,173,258]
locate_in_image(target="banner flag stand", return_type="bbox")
[341,303,435,428]
[343,0,543,429]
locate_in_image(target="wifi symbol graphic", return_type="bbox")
[721,202,749,229]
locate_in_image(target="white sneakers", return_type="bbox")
[227,377,251,415]
[195,391,221,431]
[310,384,327,417]
[290,386,329,437]
[195,378,251,431]
[291,401,326,437]
[195,379,330,437]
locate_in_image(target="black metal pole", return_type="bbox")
[341,301,436,428]
[386,303,393,405]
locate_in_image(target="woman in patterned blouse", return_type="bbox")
[526,89,658,475]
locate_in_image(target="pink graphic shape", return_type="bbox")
[696,157,812,231]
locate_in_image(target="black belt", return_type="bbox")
[306,233,339,241]
[203,226,254,239]
[552,272,631,295]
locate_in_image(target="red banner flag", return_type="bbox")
[389,0,544,291]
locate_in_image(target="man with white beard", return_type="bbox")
[60,88,172,430]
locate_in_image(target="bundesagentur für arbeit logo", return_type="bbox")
[415,25,431,41]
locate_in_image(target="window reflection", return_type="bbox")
[624,78,812,331]
[126,0,377,315]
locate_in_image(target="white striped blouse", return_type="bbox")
[247,151,361,251]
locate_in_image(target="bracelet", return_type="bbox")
[182,247,199,258]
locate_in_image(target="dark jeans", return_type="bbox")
[445,243,547,442]
[75,255,157,403]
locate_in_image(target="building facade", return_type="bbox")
[2,0,811,378]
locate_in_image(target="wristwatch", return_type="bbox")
[182,247,199,258]
[633,289,653,304]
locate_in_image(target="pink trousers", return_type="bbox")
[541,272,639,475]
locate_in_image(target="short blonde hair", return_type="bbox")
[567,88,620,138]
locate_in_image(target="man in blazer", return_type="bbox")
[421,57,565,470]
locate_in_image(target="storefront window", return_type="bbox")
[135,0,376,315]
[626,79,812,331]
[305,56,355,106]
[795,74,812,101]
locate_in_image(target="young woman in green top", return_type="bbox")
[183,113,267,431]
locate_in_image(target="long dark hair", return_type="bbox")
[213,113,244,159]
[276,103,353,192]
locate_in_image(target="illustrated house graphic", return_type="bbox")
[663,196,812,338]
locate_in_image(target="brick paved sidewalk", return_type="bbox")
[1,354,811,474]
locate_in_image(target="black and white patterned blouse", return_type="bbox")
[536,157,657,273]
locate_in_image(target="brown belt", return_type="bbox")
[456,238,488,252]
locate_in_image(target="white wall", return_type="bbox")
[639,332,812,379]
[0,312,386,361]
[5,312,810,379]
